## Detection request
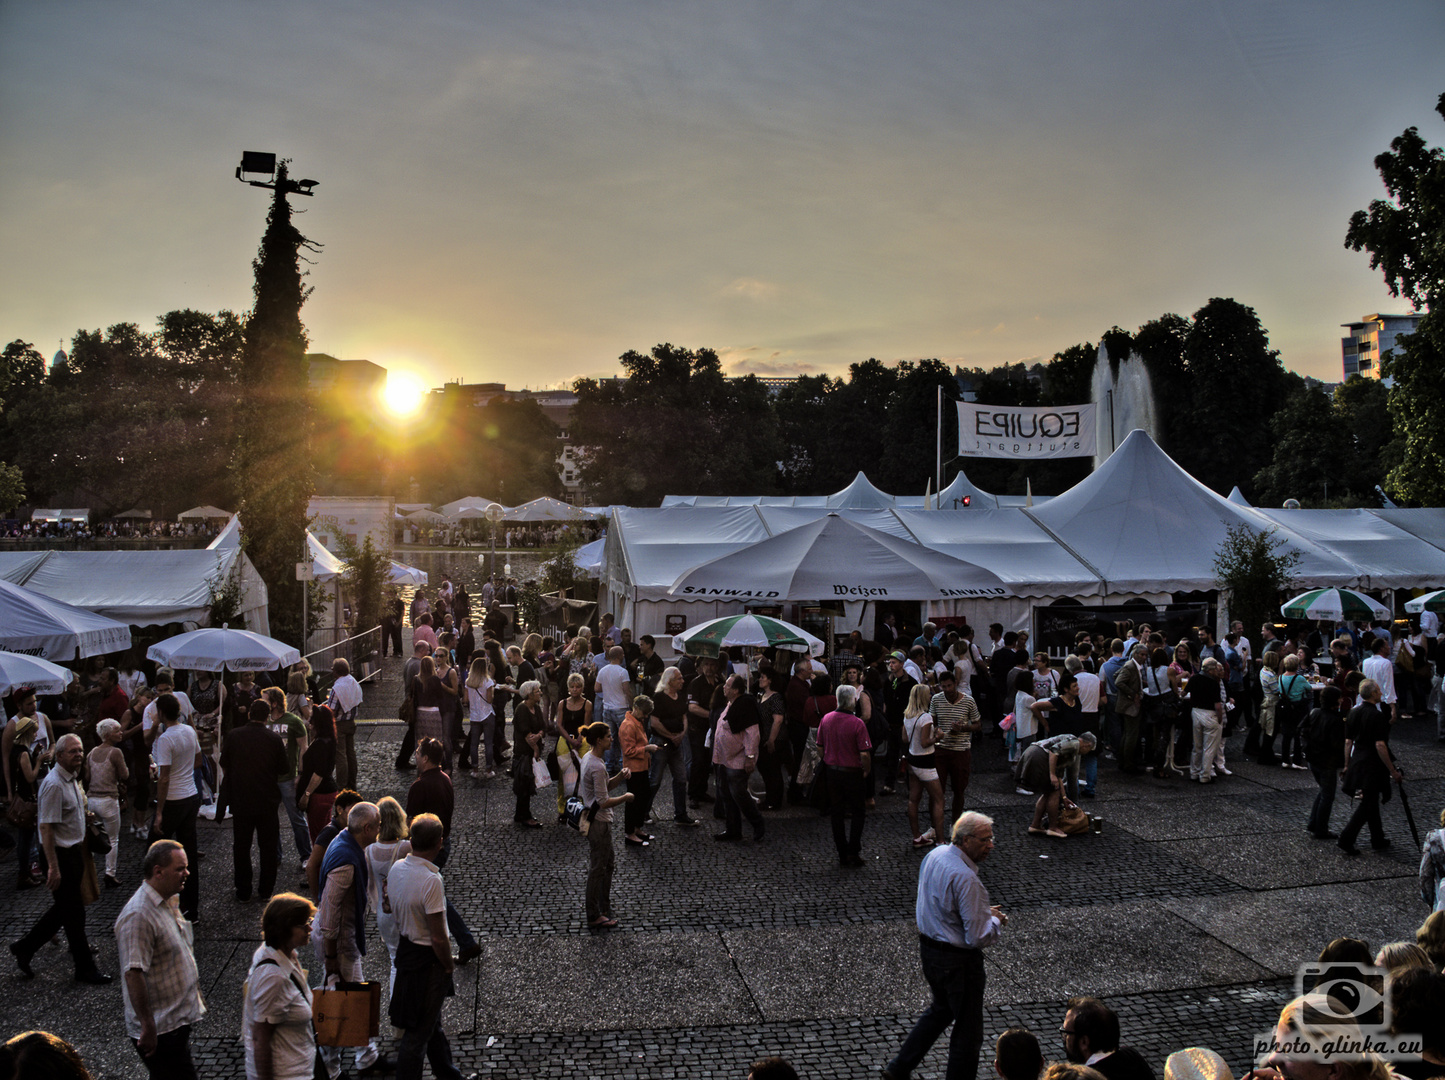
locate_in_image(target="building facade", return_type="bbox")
[1341,313,1422,381]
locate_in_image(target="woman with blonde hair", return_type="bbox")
[86,718,129,887]
[1257,650,1283,765]
[364,796,411,995]
[554,672,593,820]
[465,656,497,776]
[1258,994,1394,1080]
[902,682,944,848]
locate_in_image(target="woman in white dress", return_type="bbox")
[364,796,412,996]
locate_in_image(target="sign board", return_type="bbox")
[665,614,687,636]
[296,562,315,582]
[958,402,1097,459]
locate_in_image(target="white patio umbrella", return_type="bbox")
[668,513,1008,601]
[147,625,301,673]
[1404,589,1445,614]
[0,652,77,696]
[0,579,133,661]
[1280,588,1391,623]
[388,560,429,587]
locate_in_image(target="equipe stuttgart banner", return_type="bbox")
[957,402,1097,459]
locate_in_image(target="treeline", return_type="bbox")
[0,313,563,518]
[570,297,1397,508]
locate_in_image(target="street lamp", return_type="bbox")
[235,151,318,196]
[485,503,504,587]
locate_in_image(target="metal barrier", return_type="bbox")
[303,625,384,684]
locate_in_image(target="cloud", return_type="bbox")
[718,345,819,376]
[720,277,781,302]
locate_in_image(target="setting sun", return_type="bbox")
[381,373,425,418]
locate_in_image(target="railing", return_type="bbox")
[303,625,384,685]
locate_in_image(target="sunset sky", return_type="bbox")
[2,1,1442,392]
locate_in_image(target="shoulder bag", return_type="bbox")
[563,752,590,835]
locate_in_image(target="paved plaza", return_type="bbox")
[4,694,1442,1079]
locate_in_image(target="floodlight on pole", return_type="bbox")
[235,151,318,196]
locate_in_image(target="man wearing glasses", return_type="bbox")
[883,812,1007,1080]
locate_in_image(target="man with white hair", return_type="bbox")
[883,811,1006,1080]
[817,684,873,867]
[10,733,113,984]
[316,801,386,1076]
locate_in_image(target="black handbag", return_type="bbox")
[85,810,111,855]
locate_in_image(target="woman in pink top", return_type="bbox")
[711,675,763,843]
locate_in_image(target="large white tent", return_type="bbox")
[603,430,1445,644]
[502,496,598,522]
[0,547,270,632]
[0,579,132,660]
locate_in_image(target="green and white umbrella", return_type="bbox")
[671,614,825,660]
[1404,589,1445,614]
[1280,588,1390,623]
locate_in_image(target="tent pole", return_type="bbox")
[935,385,943,509]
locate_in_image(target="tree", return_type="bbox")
[1179,298,1290,493]
[1332,376,1398,502]
[335,532,391,636]
[1345,92,1445,505]
[570,344,780,505]
[1213,524,1301,640]
[0,461,23,511]
[1253,384,1336,506]
[876,359,959,495]
[234,163,321,646]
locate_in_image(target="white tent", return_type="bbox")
[177,505,231,520]
[0,548,270,632]
[406,508,447,524]
[1248,508,1445,590]
[1024,429,1357,595]
[30,508,89,522]
[389,560,429,587]
[574,537,605,579]
[0,579,133,661]
[305,532,347,582]
[1227,486,1252,507]
[438,496,495,517]
[207,513,241,550]
[826,472,897,509]
[502,497,598,522]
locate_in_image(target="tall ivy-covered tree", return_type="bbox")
[570,344,780,505]
[234,163,320,645]
[1345,92,1445,505]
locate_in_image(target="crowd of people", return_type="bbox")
[396,520,602,549]
[0,517,226,541]
[3,597,1444,1079]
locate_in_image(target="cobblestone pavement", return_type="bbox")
[4,685,1441,1080]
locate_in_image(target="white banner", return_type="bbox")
[957,402,1097,459]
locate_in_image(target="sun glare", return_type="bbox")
[381,374,425,418]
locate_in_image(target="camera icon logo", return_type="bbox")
[1295,962,1391,1028]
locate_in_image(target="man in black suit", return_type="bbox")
[220,700,288,902]
[1060,997,1156,1080]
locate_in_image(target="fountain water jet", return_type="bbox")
[1091,344,1158,470]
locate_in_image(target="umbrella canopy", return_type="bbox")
[668,513,1009,602]
[1404,589,1445,614]
[0,651,77,696]
[176,505,231,520]
[672,613,825,659]
[147,625,301,672]
[451,504,501,521]
[501,497,598,522]
[388,560,429,587]
[1280,588,1391,623]
[0,579,133,661]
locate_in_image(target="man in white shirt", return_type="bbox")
[1361,638,1398,723]
[596,646,633,770]
[327,657,365,792]
[388,814,470,1080]
[151,694,203,922]
[1068,656,1103,797]
[142,670,194,745]
[116,840,205,1078]
[10,734,112,984]
[904,647,927,686]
